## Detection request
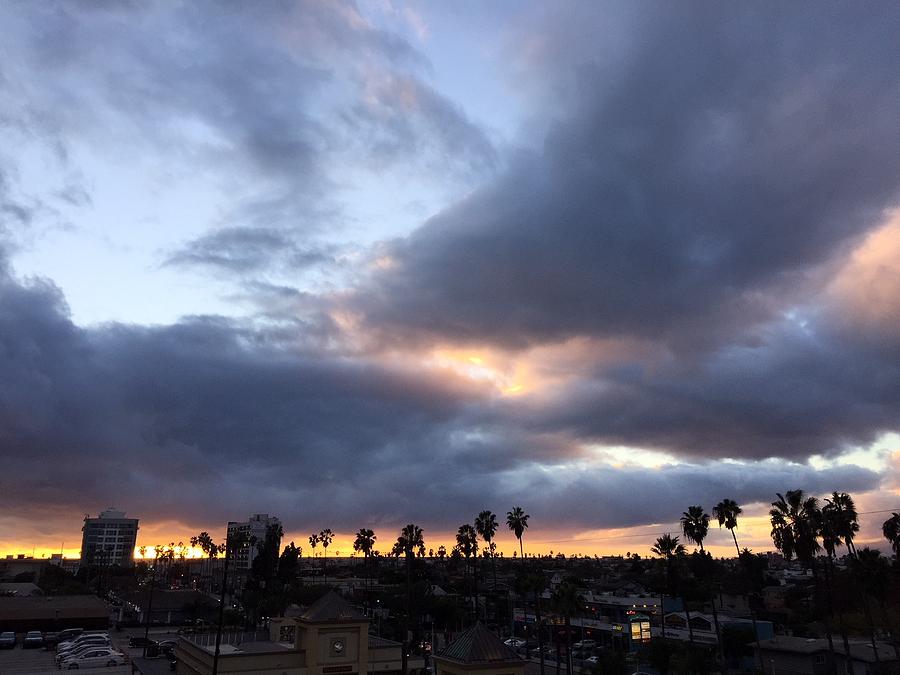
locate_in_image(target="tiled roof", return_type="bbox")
[437,623,524,665]
[300,591,365,623]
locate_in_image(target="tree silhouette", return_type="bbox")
[507,506,530,561]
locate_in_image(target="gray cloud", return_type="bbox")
[353,3,900,351]
[165,227,339,274]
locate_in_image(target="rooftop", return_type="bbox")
[299,591,365,623]
[437,623,524,665]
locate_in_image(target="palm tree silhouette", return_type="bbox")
[651,534,685,644]
[353,528,377,614]
[713,499,767,674]
[319,529,333,583]
[475,510,499,597]
[883,512,900,560]
[825,492,860,556]
[712,499,743,557]
[680,505,723,663]
[507,506,530,561]
[396,524,425,675]
[552,581,580,675]
[456,524,479,619]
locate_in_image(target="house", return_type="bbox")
[175,591,426,675]
[754,636,899,675]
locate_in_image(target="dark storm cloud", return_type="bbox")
[354,3,900,350]
[504,317,900,460]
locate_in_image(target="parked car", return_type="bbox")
[503,638,527,648]
[0,631,16,648]
[584,656,599,665]
[23,631,44,648]
[44,628,83,648]
[57,635,110,654]
[57,639,112,663]
[573,639,596,650]
[58,632,108,651]
[128,635,156,648]
[59,647,127,669]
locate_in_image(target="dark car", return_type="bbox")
[23,631,44,648]
[0,631,16,648]
[129,635,157,648]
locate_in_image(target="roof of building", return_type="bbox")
[757,637,897,663]
[369,635,402,649]
[299,591,365,623]
[0,582,44,596]
[437,623,524,665]
[0,594,108,620]
[124,588,209,611]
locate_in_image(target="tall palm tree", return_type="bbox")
[319,529,333,583]
[522,569,547,675]
[353,528,377,613]
[820,506,856,675]
[396,524,425,675]
[651,534,685,642]
[308,533,319,563]
[507,507,530,561]
[456,524,479,619]
[883,512,900,560]
[712,499,743,558]
[712,499,766,674]
[680,506,723,664]
[475,510,499,593]
[552,581,580,675]
[824,492,860,556]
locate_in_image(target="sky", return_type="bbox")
[1,1,900,561]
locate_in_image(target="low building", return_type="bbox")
[175,591,426,675]
[0,594,109,632]
[754,636,899,675]
[0,582,44,596]
[120,589,214,626]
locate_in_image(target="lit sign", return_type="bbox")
[629,620,651,643]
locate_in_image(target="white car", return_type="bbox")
[60,647,126,669]
[504,638,527,648]
[574,639,596,650]
[585,656,599,665]
[57,640,112,663]
[58,633,109,652]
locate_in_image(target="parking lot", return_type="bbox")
[0,629,172,673]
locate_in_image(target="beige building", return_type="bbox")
[432,623,526,675]
[175,592,425,675]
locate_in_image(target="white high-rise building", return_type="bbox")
[226,513,282,573]
[80,508,139,567]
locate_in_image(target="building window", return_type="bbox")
[814,654,825,665]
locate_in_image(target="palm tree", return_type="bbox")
[819,505,856,675]
[475,510,499,594]
[711,500,766,673]
[456,524,479,618]
[824,492,860,556]
[522,569,547,675]
[770,490,822,566]
[850,549,895,662]
[680,506,723,664]
[883,512,900,559]
[319,529,334,582]
[396,524,425,675]
[353,528,377,613]
[552,581,580,675]
[712,499,743,557]
[651,534,685,642]
[507,507,530,561]
[308,533,319,562]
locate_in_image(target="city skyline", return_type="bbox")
[2,2,900,559]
